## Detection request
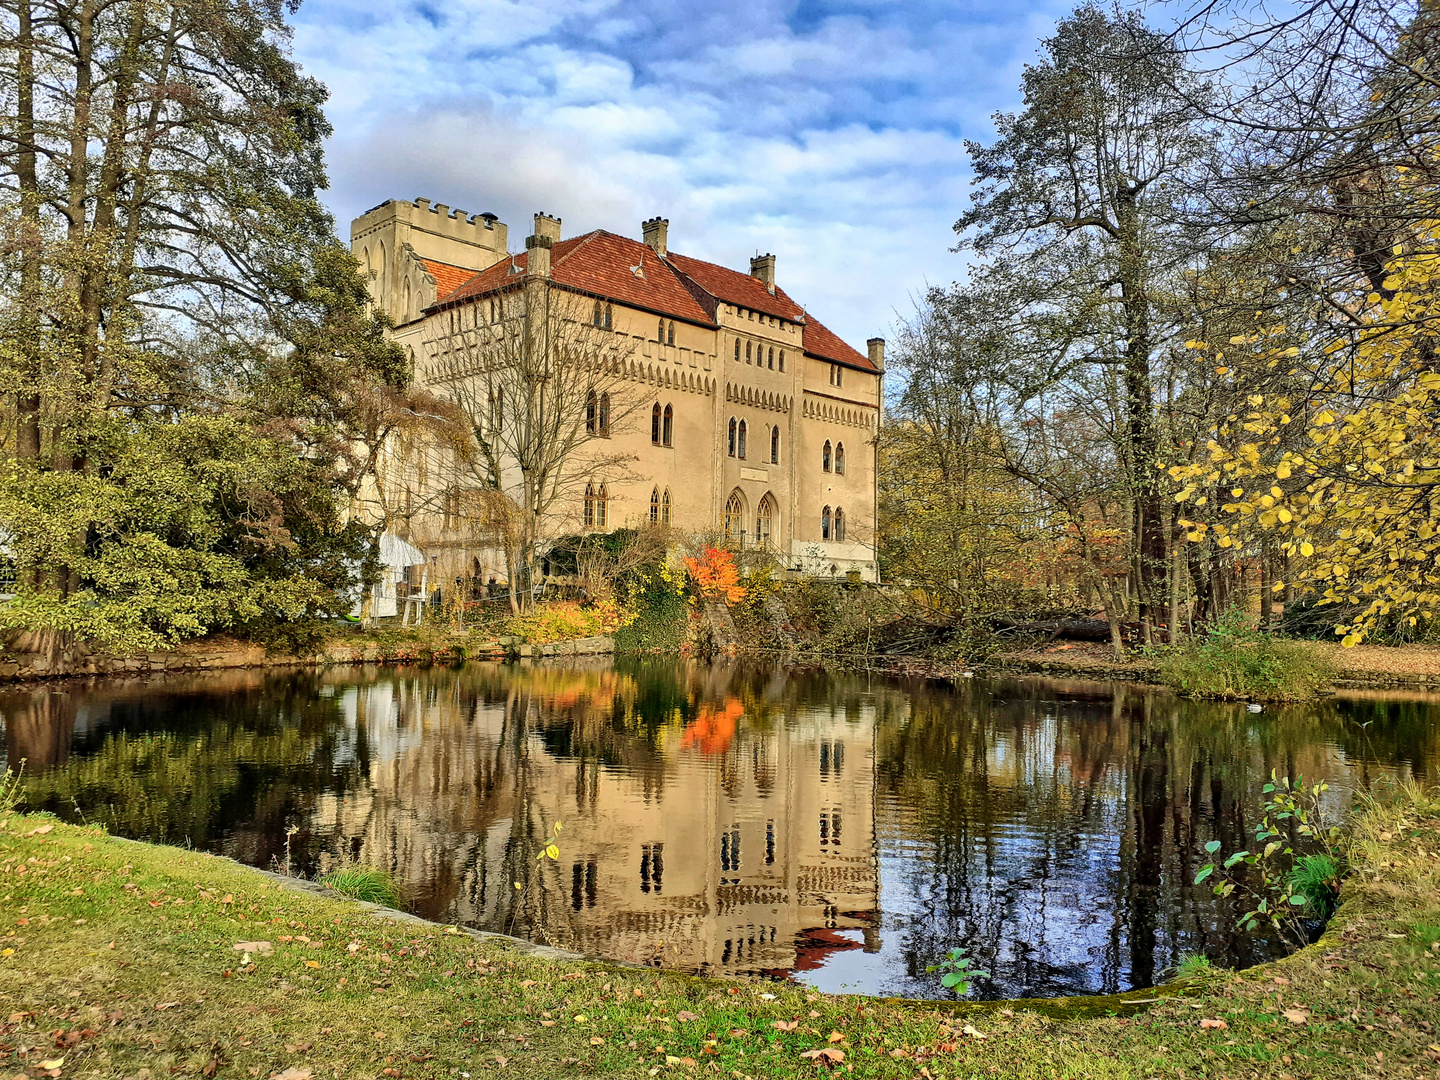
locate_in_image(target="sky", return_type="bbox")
[290,0,1077,350]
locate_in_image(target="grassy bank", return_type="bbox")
[2,788,1438,1078]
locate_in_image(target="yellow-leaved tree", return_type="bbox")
[1171,221,1440,645]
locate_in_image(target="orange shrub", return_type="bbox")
[684,547,745,605]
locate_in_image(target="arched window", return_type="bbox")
[402,279,412,321]
[667,321,675,346]
[598,392,611,436]
[778,350,785,372]
[586,390,597,434]
[661,489,671,525]
[584,483,596,527]
[596,484,609,529]
[649,487,660,524]
[375,239,386,279]
[768,347,774,369]
[756,494,775,549]
[489,298,497,323]
[821,505,831,541]
[834,507,846,541]
[725,490,747,548]
[361,246,371,277]
[737,419,747,459]
[728,417,737,457]
[658,318,665,341]
[745,341,752,364]
[604,304,613,330]
[834,442,845,475]
[662,404,673,447]
[770,426,780,464]
[651,402,662,444]
[734,339,740,362]
[593,301,603,327]
[490,387,504,431]
[822,440,832,472]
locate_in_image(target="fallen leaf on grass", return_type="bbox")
[961,1025,987,1039]
[26,824,54,837]
[827,1031,844,1043]
[155,1001,181,1011]
[539,1020,556,1027]
[1272,976,1290,985]
[1199,1018,1229,1030]
[283,1042,313,1054]
[38,1060,65,1070]
[590,1037,604,1045]
[677,1011,701,1022]
[772,1021,799,1032]
[493,1056,508,1067]
[233,941,273,955]
[1282,1008,1310,1025]
[271,1070,312,1080]
[799,1047,845,1064]
[303,960,320,969]
[203,1059,219,1078]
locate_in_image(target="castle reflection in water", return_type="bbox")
[3,659,1436,998]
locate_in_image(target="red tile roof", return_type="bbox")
[419,258,474,300]
[801,315,876,371]
[664,252,805,323]
[429,229,877,372]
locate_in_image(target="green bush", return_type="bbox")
[614,568,689,653]
[319,866,403,908]
[1154,611,1334,700]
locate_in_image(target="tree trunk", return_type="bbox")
[1259,540,1273,629]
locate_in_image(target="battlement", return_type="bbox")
[350,198,509,275]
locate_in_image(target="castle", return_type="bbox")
[350,198,883,587]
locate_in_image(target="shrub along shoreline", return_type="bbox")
[2,787,1438,1078]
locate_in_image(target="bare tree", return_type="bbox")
[421,287,640,612]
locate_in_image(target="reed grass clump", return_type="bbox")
[319,866,403,908]
[1155,611,1334,700]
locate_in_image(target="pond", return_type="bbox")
[2,660,1435,1000]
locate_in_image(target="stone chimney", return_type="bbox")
[867,337,886,370]
[642,217,669,257]
[525,232,553,278]
[533,212,562,242]
[750,253,776,294]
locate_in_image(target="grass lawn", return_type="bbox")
[1,787,1438,1079]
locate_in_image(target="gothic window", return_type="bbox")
[768,347,774,369]
[734,339,740,362]
[584,483,596,527]
[737,419,747,459]
[778,349,785,372]
[728,417,736,457]
[489,298,497,323]
[596,484,609,529]
[489,388,504,432]
[834,442,845,475]
[834,507,845,542]
[724,490,746,547]
[605,304,614,330]
[756,494,775,549]
[586,390,597,434]
[661,488,671,525]
[375,239,386,279]
[361,246,371,277]
[821,505,831,541]
[649,486,660,524]
[651,402,662,445]
[658,318,665,341]
[822,440,832,472]
[662,404,673,446]
[745,341,752,364]
[598,392,611,436]
[593,300,603,326]
[442,486,461,530]
[667,321,675,346]
[770,426,779,464]
[402,279,412,321]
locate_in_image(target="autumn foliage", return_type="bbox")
[684,547,746,604]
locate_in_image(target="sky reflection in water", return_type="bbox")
[2,660,1435,999]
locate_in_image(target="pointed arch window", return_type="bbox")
[661,488,671,525]
[834,507,846,542]
[728,417,737,457]
[756,494,775,549]
[598,392,611,437]
[768,347,774,370]
[662,404,673,447]
[658,318,666,341]
[667,321,675,346]
[725,491,747,548]
[778,349,785,372]
[737,419,747,460]
[745,341,752,364]
[822,440,832,472]
[584,483,596,527]
[734,339,741,362]
[604,304,614,330]
[651,402,662,445]
[770,426,780,465]
[834,442,845,475]
[821,505,831,541]
[593,301,603,327]
[586,390,598,434]
[489,298,497,323]
[649,486,660,525]
[595,484,609,529]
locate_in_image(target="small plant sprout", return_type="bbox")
[926,947,987,995]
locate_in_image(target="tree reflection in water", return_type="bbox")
[2,662,1434,999]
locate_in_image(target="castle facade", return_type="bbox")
[351,198,883,583]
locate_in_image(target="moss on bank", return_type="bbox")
[2,787,1439,1078]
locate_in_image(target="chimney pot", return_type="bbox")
[867,337,886,370]
[750,253,776,294]
[525,232,553,278]
[642,216,669,258]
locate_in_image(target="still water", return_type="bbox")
[2,660,1435,1000]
